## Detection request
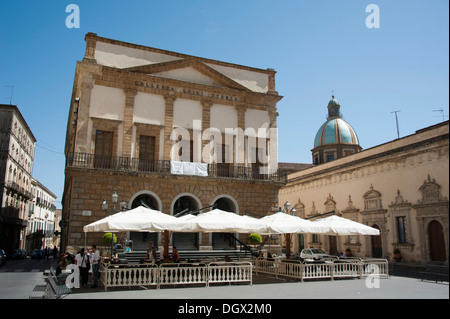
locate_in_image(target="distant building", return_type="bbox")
[62,33,286,253]
[0,104,36,254]
[25,178,57,251]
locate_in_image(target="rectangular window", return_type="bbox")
[177,139,193,162]
[312,234,319,243]
[251,147,264,180]
[94,130,113,168]
[138,135,156,171]
[327,154,334,162]
[298,234,305,251]
[216,144,231,177]
[348,235,357,244]
[396,216,407,243]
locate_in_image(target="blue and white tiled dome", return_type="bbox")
[314,96,360,148]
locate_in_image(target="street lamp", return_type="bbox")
[102,192,126,262]
[284,201,291,212]
[119,199,127,211]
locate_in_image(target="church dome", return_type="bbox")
[312,95,362,165]
[314,117,360,148]
[328,97,340,106]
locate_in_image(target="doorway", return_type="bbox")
[428,220,446,262]
[328,236,337,256]
[371,224,382,258]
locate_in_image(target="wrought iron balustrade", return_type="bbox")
[66,152,287,183]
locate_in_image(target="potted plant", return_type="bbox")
[248,233,262,247]
[393,247,402,262]
[103,233,117,259]
[103,233,117,245]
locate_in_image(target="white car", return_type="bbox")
[300,248,331,260]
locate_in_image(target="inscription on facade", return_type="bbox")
[134,81,239,102]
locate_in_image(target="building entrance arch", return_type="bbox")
[172,193,201,250]
[128,191,162,251]
[211,195,238,250]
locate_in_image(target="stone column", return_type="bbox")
[236,104,246,166]
[200,100,212,163]
[122,88,137,158]
[75,75,94,153]
[163,94,176,160]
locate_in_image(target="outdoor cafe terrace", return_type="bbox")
[70,207,388,293]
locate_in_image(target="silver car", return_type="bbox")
[300,248,331,260]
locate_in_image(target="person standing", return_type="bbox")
[145,243,157,264]
[76,248,90,287]
[172,246,180,263]
[90,244,100,288]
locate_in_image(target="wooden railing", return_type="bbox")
[100,262,253,291]
[66,152,287,183]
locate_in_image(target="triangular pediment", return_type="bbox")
[122,58,250,91]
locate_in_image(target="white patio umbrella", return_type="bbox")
[83,205,193,233]
[188,209,268,233]
[259,212,329,234]
[312,215,380,236]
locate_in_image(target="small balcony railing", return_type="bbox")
[66,152,287,183]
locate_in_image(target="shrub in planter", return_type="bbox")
[103,233,117,244]
[248,233,262,244]
[393,248,402,262]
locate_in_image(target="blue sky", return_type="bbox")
[0,0,448,208]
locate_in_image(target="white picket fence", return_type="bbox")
[100,262,253,291]
[254,258,389,282]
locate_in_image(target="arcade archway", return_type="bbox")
[172,194,200,250]
[212,196,238,250]
[128,192,161,250]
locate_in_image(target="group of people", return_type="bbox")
[141,243,179,264]
[56,244,101,288]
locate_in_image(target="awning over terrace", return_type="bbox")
[259,212,329,235]
[312,215,380,236]
[186,209,268,233]
[83,206,192,233]
[84,207,379,236]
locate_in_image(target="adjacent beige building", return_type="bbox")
[280,118,449,263]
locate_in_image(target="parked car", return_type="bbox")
[12,249,27,259]
[30,249,43,259]
[0,249,6,266]
[300,248,331,260]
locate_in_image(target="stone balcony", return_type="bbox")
[65,152,287,183]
